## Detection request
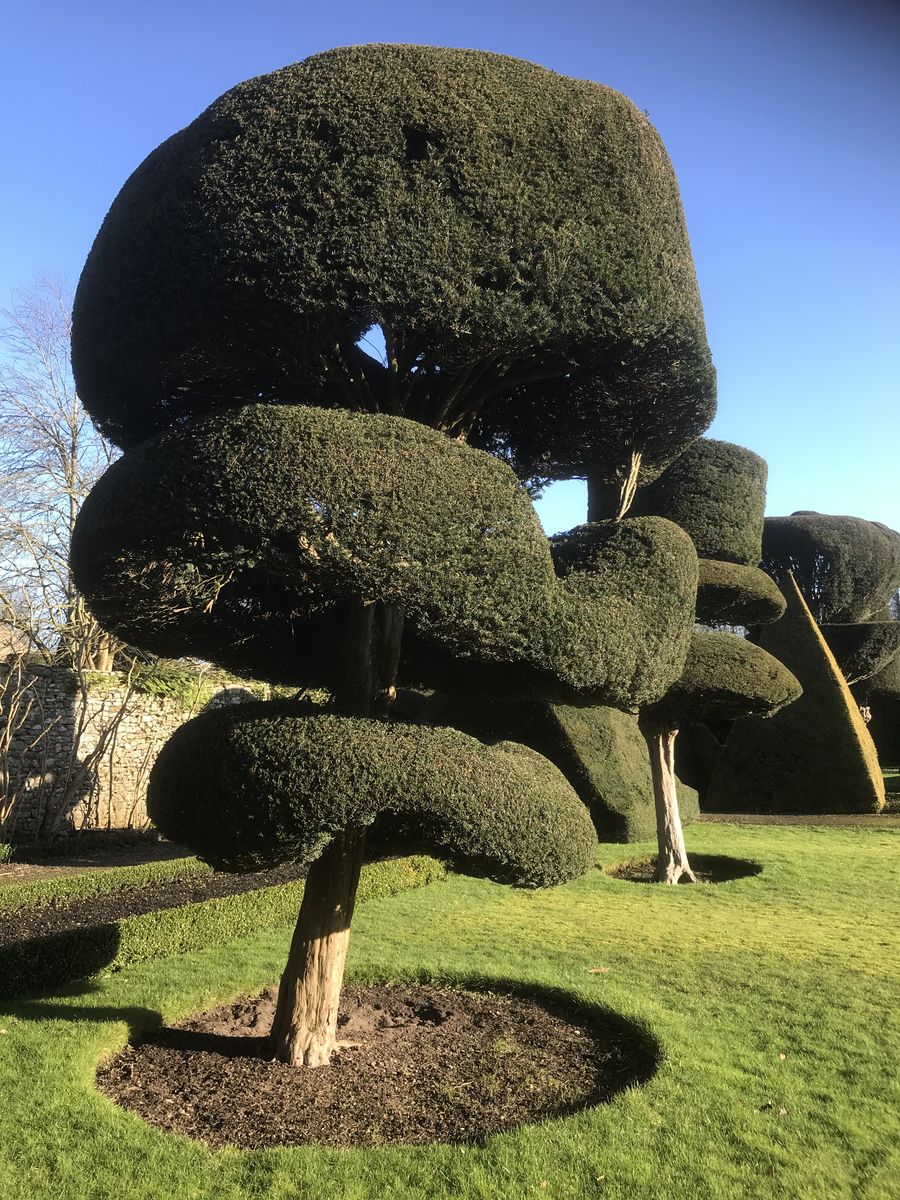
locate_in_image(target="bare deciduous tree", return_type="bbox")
[0,277,118,669]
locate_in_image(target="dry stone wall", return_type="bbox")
[0,665,259,839]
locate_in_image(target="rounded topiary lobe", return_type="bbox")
[72,44,710,448]
[411,690,700,843]
[821,622,900,685]
[71,405,697,707]
[147,704,598,887]
[762,514,900,623]
[695,560,786,627]
[644,631,802,728]
[629,439,767,566]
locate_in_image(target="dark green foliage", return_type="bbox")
[404,691,698,842]
[674,722,723,801]
[854,657,900,767]
[72,44,711,448]
[645,631,802,728]
[707,577,885,814]
[630,439,767,566]
[696,559,786,627]
[147,703,598,887]
[72,406,698,707]
[821,622,900,685]
[0,854,445,1001]
[473,329,715,492]
[762,513,900,623]
[860,655,900,700]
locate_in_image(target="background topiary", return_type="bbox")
[707,576,885,814]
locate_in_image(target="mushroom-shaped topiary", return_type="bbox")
[72,44,713,451]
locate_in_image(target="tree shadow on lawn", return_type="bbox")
[604,853,763,884]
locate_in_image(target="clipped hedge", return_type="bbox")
[0,854,445,1001]
[630,439,767,566]
[148,704,598,887]
[0,856,209,916]
[72,406,697,709]
[73,45,709,448]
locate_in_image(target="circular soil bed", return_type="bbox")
[605,854,762,884]
[97,982,658,1149]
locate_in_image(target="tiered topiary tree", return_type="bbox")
[71,46,714,1064]
[854,655,900,767]
[556,446,800,881]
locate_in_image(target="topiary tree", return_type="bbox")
[617,439,799,880]
[638,632,801,880]
[71,45,714,1065]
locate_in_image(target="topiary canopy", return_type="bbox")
[629,439,768,566]
[148,703,598,886]
[71,405,698,708]
[473,329,715,499]
[762,513,900,624]
[695,559,786,627]
[72,44,713,449]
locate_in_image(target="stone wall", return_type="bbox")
[0,665,257,839]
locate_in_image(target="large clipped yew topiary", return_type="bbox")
[71,45,713,1066]
[622,439,799,881]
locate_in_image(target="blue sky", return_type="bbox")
[2,0,898,535]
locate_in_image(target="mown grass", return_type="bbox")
[0,822,897,1200]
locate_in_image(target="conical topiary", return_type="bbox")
[707,575,885,814]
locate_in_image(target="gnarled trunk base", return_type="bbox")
[640,717,697,885]
[269,829,366,1066]
[269,597,401,1067]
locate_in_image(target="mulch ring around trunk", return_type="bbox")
[97,982,659,1149]
[604,854,762,884]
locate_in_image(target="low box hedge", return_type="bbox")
[0,854,446,1000]
[0,856,211,915]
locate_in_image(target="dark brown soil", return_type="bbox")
[0,863,307,945]
[605,853,762,884]
[97,983,657,1149]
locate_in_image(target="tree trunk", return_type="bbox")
[269,828,366,1066]
[268,596,401,1066]
[639,716,697,884]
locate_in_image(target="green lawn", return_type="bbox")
[0,822,897,1200]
